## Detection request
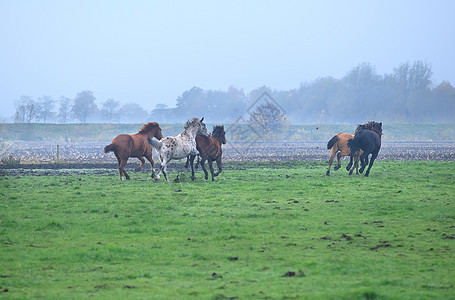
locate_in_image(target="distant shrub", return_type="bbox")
[1,155,21,165]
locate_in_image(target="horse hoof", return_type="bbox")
[326,171,330,176]
[135,168,141,172]
[334,166,340,171]
[191,176,195,181]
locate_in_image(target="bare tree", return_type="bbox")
[14,96,38,123]
[37,96,55,123]
[58,96,73,124]
[101,99,120,123]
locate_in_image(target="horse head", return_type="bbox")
[213,125,226,144]
[371,122,383,135]
[140,122,164,140]
[185,117,210,137]
[154,124,164,140]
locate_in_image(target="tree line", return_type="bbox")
[13,91,149,124]
[12,60,455,124]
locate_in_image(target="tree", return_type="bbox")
[120,103,149,123]
[57,96,73,124]
[37,96,55,123]
[101,99,120,123]
[14,96,38,123]
[248,101,287,135]
[343,62,382,121]
[71,91,97,123]
[393,61,433,93]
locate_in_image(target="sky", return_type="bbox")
[1,0,454,119]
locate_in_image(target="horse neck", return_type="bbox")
[211,134,223,144]
[182,126,198,139]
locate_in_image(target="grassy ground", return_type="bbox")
[1,161,454,299]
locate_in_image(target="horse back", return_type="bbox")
[196,135,221,158]
[355,130,380,153]
[113,134,149,157]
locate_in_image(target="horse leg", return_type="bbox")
[359,153,369,173]
[208,159,215,181]
[136,157,145,172]
[184,156,190,168]
[195,155,200,169]
[364,151,378,177]
[214,157,222,177]
[160,160,169,182]
[354,152,360,175]
[346,154,354,172]
[326,150,335,176]
[119,157,130,180]
[145,154,155,178]
[190,155,196,181]
[334,152,342,171]
[200,157,208,180]
[114,153,123,180]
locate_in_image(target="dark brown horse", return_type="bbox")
[189,125,226,181]
[104,122,163,180]
[347,121,383,177]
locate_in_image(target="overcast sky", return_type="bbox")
[1,0,454,119]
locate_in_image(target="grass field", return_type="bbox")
[1,161,454,299]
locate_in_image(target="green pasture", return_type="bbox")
[1,161,454,299]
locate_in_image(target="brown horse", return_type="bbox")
[189,125,226,181]
[326,132,360,176]
[326,121,380,175]
[104,122,163,180]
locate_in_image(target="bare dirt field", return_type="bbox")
[1,141,454,176]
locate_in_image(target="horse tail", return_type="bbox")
[347,138,360,154]
[104,143,117,154]
[327,135,339,150]
[147,137,162,150]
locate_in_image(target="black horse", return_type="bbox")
[346,122,382,177]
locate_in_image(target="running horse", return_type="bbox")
[326,132,360,176]
[148,117,209,182]
[326,121,379,176]
[104,122,163,180]
[347,121,383,177]
[189,125,226,181]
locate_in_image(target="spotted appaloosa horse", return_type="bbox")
[189,125,226,181]
[347,121,383,177]
[104,122,163,180]
[148,117,209,182]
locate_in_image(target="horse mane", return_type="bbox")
[212,125,224,138]
[184,118,200,129]
[355,121,383,135]
[138,122,159,133]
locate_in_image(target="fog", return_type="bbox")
[1,1,454,124]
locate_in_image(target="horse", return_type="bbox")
[104,122,163,181]
[347,121,383,177]
[326,120,381,176]
[148,117,209,182]
[189,125,226,181]
[326,132,360,176]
